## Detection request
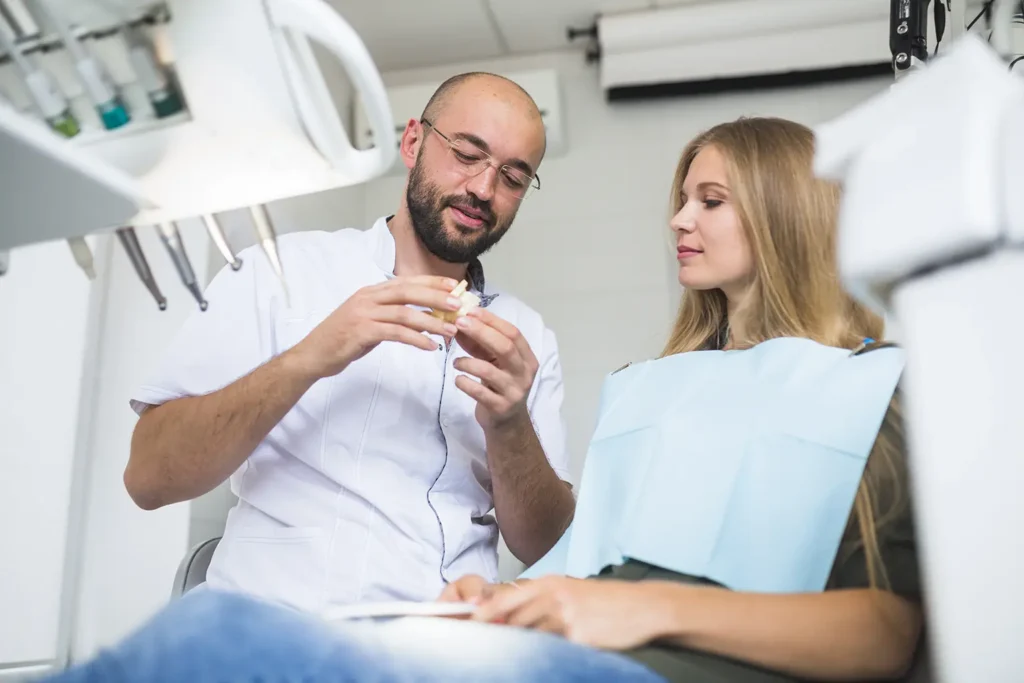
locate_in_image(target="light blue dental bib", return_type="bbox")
[521,337,905,593]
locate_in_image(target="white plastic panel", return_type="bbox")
[893,251,1024,683]
[815,37,1023,301]
[1000,78,1024,245]
[0,105,146,250]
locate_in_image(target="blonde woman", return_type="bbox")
[43,118,923,683]
[442,117,925,683]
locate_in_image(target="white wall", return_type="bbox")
[0,238,99,679]
[68,227,208,662]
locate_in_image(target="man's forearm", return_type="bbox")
[124,348,320,510]
[486,415,575,566]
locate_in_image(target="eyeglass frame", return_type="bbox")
[419,118,541,200]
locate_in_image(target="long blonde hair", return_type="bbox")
[662,117,905,589]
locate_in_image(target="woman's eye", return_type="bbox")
[703,199,723,209]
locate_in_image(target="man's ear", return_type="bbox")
[399,119,423,170]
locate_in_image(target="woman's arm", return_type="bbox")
[642,581,923,681]
[470,576,922,681]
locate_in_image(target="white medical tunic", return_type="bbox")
[131,216,571,613]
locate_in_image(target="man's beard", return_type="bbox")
[406,156,513,264]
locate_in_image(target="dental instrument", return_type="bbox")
[116,227,166,311]
[202,214,241,271]
[66,236,95,279]
[249,204,289,304]
[156,222,207,311]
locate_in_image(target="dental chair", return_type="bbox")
[170,536,220,598]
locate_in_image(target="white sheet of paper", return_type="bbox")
[323,601,476,621]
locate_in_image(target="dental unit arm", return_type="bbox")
[815,4,1024,679]
[0,0,397,309]
[890,0,932,76]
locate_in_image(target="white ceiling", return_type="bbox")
[328,0,697,72]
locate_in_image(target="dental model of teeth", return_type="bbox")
[431,279,481,323]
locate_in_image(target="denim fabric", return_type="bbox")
[45,589,666,683]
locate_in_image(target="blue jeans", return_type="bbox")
[46,589,667,682]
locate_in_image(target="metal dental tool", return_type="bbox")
[156,222,207,311]
[248,204,289,304]
[116,226,166,311]
[66,236,96,279]
[202,213,241,271]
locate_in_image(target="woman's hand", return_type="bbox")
[471,576,661,651]
[437,574,492,603]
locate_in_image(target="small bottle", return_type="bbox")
[28,0,130,130]
[0,21,80,137]
[123,23,184,119]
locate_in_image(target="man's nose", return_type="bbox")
[466,165,498,202]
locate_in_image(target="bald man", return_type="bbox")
[124,72,575,612]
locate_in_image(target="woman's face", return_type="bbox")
[671,146,754,300]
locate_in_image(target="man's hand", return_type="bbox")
[437,574,492,604]
[471,576,660,651]
[291,276,463,379]
[453,308,539,430]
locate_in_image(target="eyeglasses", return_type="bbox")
[420,118,540,200]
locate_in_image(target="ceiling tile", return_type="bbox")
[329,0,506,72]
[485,0,650,55]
